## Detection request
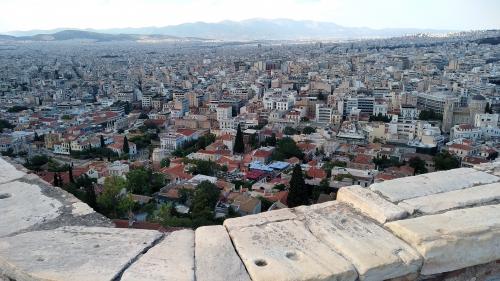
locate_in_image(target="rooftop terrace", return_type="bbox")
[0,157,499,281]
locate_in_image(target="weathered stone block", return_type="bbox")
[296,202,422,281]
[0,226,162,281]
[337,185,408,223]
[227,219,357,281]
[399,182,500,215]
[370,168,498,202]
[121,229,195,281]
[195,225,250,281]
[0,181,62,237]
[224,208,297,232]
[385,205,500,275]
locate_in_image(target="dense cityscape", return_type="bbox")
[0,30,498,230]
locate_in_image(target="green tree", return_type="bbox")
[487,151,498,160]
[97,176,133,218]
[283,126,298,135]
[264,133,277,146]
[485,102,494,114]
[160,158,170,168]
[302,126,316,134]
[233,124,245,154]
[77,174,97,210]
[409,157,428,175]
[0,119,14,132]
[272,137,304,160]
[123,136,130,154]
[7,105,28,113]
[434,151,460,171]
[191,181,220,219]
[68,165,75,183]
[419,109,443,121]
[287,164,308,207]
[126,168,150,194]
[100,135,106,148]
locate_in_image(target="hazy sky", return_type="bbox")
[1,0,499,33]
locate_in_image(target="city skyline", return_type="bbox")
[1,0,499,34]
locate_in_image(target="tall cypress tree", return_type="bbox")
[53,173,59,187]
[68,165,75,183]
[100,135,106,148]
[287,164,308,207]
[123,136,130,154]
[233,124,244,154]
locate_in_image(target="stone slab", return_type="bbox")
[385,205,500,275]
[227,219,357,281]
[0,158,25,184]
[399,182,500,215]
[295,202,422,281]
[370,168,498,202]
[195,225,250,281]
[0,226,162,281]
[121,229,195,281]
[337,185,408,223]
[223,208,297,232]
[0,180,62,237]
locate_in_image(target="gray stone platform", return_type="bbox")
[0,157,499,281]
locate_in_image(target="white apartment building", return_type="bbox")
[216,105,232,121]
[400,105,420,120]
[373,103,388,116]
[450,124,482,141]
[107,161,129,178]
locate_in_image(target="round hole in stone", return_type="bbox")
[285,251,299,261]
[0,193,11,199]
[254,259,267,267]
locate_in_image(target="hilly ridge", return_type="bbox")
[2,18,453,41]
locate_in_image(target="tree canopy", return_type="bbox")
[433,151,460,171]
[271,137,304,161]
[409,157,428,175]
[97,176,134,218]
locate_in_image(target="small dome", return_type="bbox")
[471,94,486,101]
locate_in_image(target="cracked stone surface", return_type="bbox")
[195,226,251,281]
[121,229,195,281]
[0,226,163,281]
[294,202,422,281]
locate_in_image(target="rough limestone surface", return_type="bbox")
[294,202,422,281]
[385,205,500,275]
[398,182,500,215]
[0,180,63,237]
[370,168,499,202]
[195,226,250,281]
[0,158,25,184]
[337,185,408,223]
[121,229,195,281]
[227,219,357,281]
[0,226,162,281]
[224,208,297,232]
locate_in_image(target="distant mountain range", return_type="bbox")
[2,19,454,41]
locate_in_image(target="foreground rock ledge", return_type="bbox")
[0,226,162,281]
[385,204,500,275]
